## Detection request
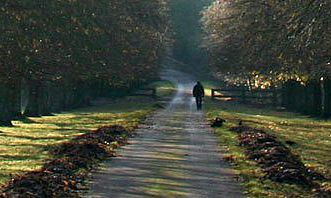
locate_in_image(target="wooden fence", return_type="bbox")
[211,88,279,106]
[211,78,331,117]
[130,88,157,98]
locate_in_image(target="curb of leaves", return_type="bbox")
[229,125,331,197]
[0,125,131,197]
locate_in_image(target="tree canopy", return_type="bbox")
[202,0,331,86]
[0,0,170,123]
[1,0,169,85]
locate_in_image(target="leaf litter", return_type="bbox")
[0,125,131,197]
[230,125,331,197]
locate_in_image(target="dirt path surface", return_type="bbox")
[86,70,243,198]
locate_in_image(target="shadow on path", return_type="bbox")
[86,70,243,198]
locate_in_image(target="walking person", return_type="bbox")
[193,81,205,110]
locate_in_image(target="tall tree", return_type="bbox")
[0,0,170,124]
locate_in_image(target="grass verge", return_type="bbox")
[203,82,331,197]
[0,80,174,188]
[1,125,131,197]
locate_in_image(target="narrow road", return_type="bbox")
[86,70,243,198]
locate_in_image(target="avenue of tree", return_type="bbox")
[2,0,331,122]
[169,0,211,72]
[202,0,331,116]
[0,0,170,125]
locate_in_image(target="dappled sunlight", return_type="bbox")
[206,99,331,197]
[0,98,157,186]
[1,0,331,196]
[87,70,242,197]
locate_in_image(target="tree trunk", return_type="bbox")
[0,85,14,126]
[24,80,42,117]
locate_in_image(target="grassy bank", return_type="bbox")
[203,82,331,197]
[0,81,174,186]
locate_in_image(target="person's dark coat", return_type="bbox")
[193,82,205,98]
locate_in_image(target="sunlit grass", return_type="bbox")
[204,87,331,197]
[150,80,176,97]
[0,81,175,186]
[202,80,331,197]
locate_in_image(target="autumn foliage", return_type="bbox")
[0,0,170,124]
[202,0,331,84]
[202,0,331,116]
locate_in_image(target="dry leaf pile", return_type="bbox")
[230,125,330,196]
[1,125,130,197]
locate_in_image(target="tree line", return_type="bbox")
[168,0,211,72]
[0,0,170,125]
[202,0,331,116]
